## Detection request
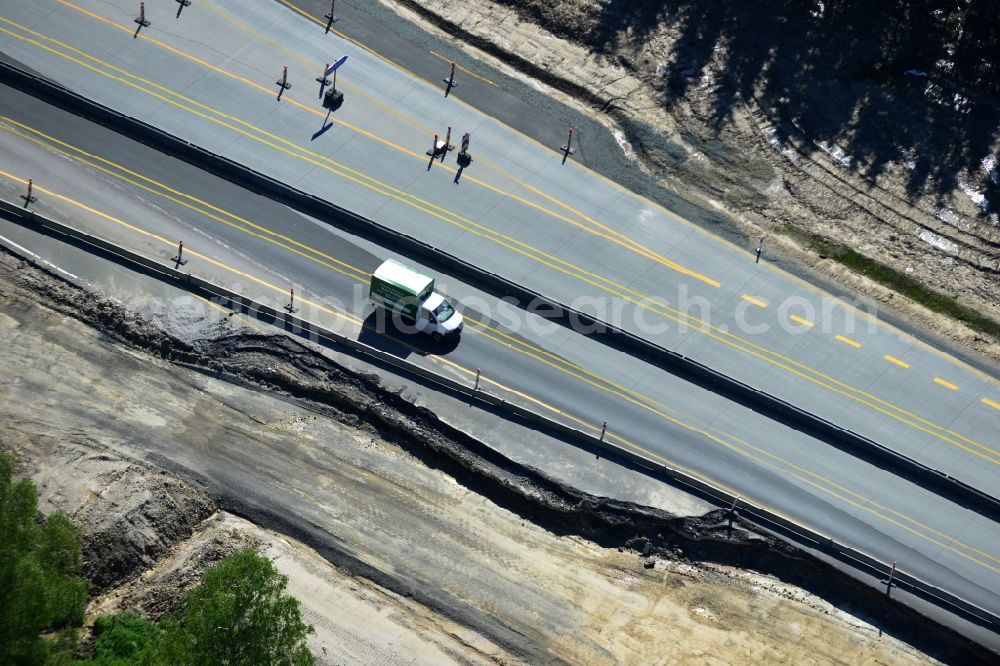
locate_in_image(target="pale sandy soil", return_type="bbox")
[92,512,508,666]
[0,250,946,664]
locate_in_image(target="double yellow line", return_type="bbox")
[2,6,997,464]
[55,1,720,289]
[3,119,999,579]
[0,145,1000,573]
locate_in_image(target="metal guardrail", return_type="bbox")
[0,60,996,521]
[1,196,997,632]
[1,60,995,523]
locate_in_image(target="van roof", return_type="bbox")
[373,259,433,292]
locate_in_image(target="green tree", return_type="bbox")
[78,614,158,666]
[152,548,314,665]
[0,452,88,665]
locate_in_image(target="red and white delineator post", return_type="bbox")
[276,65,292,91]
[561,127,576,156]
[443,61,458,90]
[135,2,150,28]
[21,178,37,205]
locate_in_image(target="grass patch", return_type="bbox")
[776,224,1000,340]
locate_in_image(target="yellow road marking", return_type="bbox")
[0,141,571,421]
[835,335,861,349]
[4,50,995,467]
[5,12,997,462]
[471,312,1000,569]
[741,294,767,308]
[72,1,707,290]
[0,170,449,363]
[287,0,633,263]
[7,167,999,576]
[203,0,695,282]
[277,0,424,82]
[269,0,1000,434]
[50,0,721,288]
[789,314,815,328]
[464,318,1000,574]
[0,176,351,322]
[434,356,562,413]
[429,50,498,86]
[983,398,1000,411]
[602,414,1000,576]
[0,23,611,277]
[0,108,702,349]
[8,117,689,427]
[24,7,722,290]
[0,118,372,281]
[934,377,959,391]
[201,0,432,137]
[278,0,1000,396]
[884,355,910,369]
[663,416,1000,568]
[2,169,738,471]
[0,16,730,325]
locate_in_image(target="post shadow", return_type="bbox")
[323,0,339,32]
[275,66,292,101]
[133,2,150,38]
[312,110,334,141]
[454,152,472,183]
[442,61,458,97]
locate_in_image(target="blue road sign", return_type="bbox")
[325,56,348,76]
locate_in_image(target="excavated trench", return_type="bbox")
[6,250,994,664]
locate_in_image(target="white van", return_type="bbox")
[369,259,463,341]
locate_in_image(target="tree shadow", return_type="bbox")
[514,0,1000,216]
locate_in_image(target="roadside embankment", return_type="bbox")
[0,240,993,663]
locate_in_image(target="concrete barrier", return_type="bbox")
[1,197,997,631]
[0,60,995,519]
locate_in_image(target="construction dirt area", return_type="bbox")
[1,2,999,663]
[0,233,994,663]
[386,0,1000,365]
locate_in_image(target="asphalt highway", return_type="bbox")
[2,82,1000,626]
[0,0,997,501]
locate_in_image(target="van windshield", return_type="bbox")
[432,299,456,322]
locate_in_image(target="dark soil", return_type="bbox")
[3,247,995,663]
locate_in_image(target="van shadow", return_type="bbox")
[357,309,461,358]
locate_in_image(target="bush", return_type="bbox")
[156,548,314,665]
[0,452,88,665]
[114,548,317,665]
[0,453,313,665]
